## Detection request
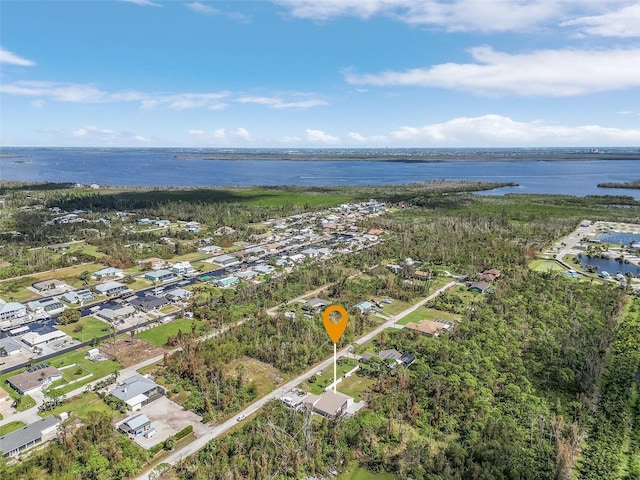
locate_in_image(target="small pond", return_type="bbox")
[579,255,640,277]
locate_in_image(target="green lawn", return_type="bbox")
[338,463,397,480]
[305,360,357,395]
[378,299,412,316]
[39,392,118,422]
[396,307,461,326]
[57,316,110,341]
[43,349,121,395]
[138,319,208,346]
[337,373,375,402]
[0,420,26,436]
[530,259,567,272]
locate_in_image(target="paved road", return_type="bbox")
[135,280,457,480]
[554,222,597,271]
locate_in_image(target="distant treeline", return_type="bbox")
[597,179,640,189]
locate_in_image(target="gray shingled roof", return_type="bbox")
[0,416,58,456]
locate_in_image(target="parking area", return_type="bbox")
[119,396,208,450]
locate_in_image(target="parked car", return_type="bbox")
[236,414,246,422]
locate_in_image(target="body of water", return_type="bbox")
[579,255,640,277]
[597,232,640,245]
[1,148,640,198]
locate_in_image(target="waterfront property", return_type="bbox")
[96,304,136,323]
[26,297,66,318]
[0,336,23,356]
[211,254,240,267]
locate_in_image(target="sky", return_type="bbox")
[1,0,639,148]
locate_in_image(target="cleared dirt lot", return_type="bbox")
[101,337,166,368]
[117,396,208,450]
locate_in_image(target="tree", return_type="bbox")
[79,270,91,286]
[58,308,81,325]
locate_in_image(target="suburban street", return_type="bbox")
[134,280,457,479]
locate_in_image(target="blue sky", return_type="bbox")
[1,0,639,147]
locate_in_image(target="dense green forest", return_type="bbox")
[1,183,639,479]
[171,196,635,480]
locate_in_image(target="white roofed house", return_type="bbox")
[109,374,165,411]
[26,297,66,319]
[92,267,124,280]
[172,261,196,276]
[94,281,131,297]
[0,302,31,331]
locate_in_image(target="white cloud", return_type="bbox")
[186,2,218,14]
[236,95,327,109]
[344,46,640,96]
[348,132,366,142]
[384,114,640,146]
[275,0,612,33]
[305,129,339,143]
[188,127,251,143]
[70,125,151,144]
[0,47,35,66]
[561,3,640,37]
[121,0,161,7]
[0,80,230,109]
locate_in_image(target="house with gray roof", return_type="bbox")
[27,297,66,318]
[143,269,178,283]
[118,413,151,436]
[96,304,136,322]
[109,374,165,411]
[0,302,30,331]
[92,267,123,280]
[32,279,69,293]
[164,287,193,302]
[95,281,130,297]
[0,336,22,356]
[0,416,58,457]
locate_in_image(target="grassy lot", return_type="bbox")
[337,373,375,402]
[44,349,121,395]
[0,420,26,436]
[396,307,461,326]
[223,357,290,398]
[138,319,208,347]
[171,252,209,263]
[305,360,357,395]
[39,392,118,421]
[68,242,106,259]
[529,259,567,272]
[57,316,110,341]
[378,299,412,316]
[338,463,398,480]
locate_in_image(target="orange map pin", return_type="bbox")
[323,305,348,344]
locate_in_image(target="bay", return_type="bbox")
[1,148,639,199]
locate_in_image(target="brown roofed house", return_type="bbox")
[405,320,450,337]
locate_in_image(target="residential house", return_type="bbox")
[109,374,165,411]
[118,413,151,436]
[153,219,170,227]
[96,304,136,322]
[164,287,193,302]
[303,390,352,418]
[378,349,403,361]
[172,261,195,276]
[26,298,66,319]
[214,226,236,235]
[32,279,69,293]
[0,302,30,331]
[303,298,331,312]
[199,245,222,254]
[144,270,178,284]
[95,281,130,297]
[404,320,452,337]
[214,276,239,288]
[468,281,490,293]
[0,416,58,457]
[61,289,94,304]
[236,270,258,280]
[354,301,373,314]
[7,364,62,395]
[21,329,67,347]
[137,218,151,225]
[129,295,169,312]
[211,254,240,267]
[92,267,123,280]
[0,337,22,356]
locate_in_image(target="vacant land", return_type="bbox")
[57,316,111,341]
[396,307,461,326]
[100,337,166,368]
[138,319,208,347]
[337,373,375,402]
[530,259,567,272]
